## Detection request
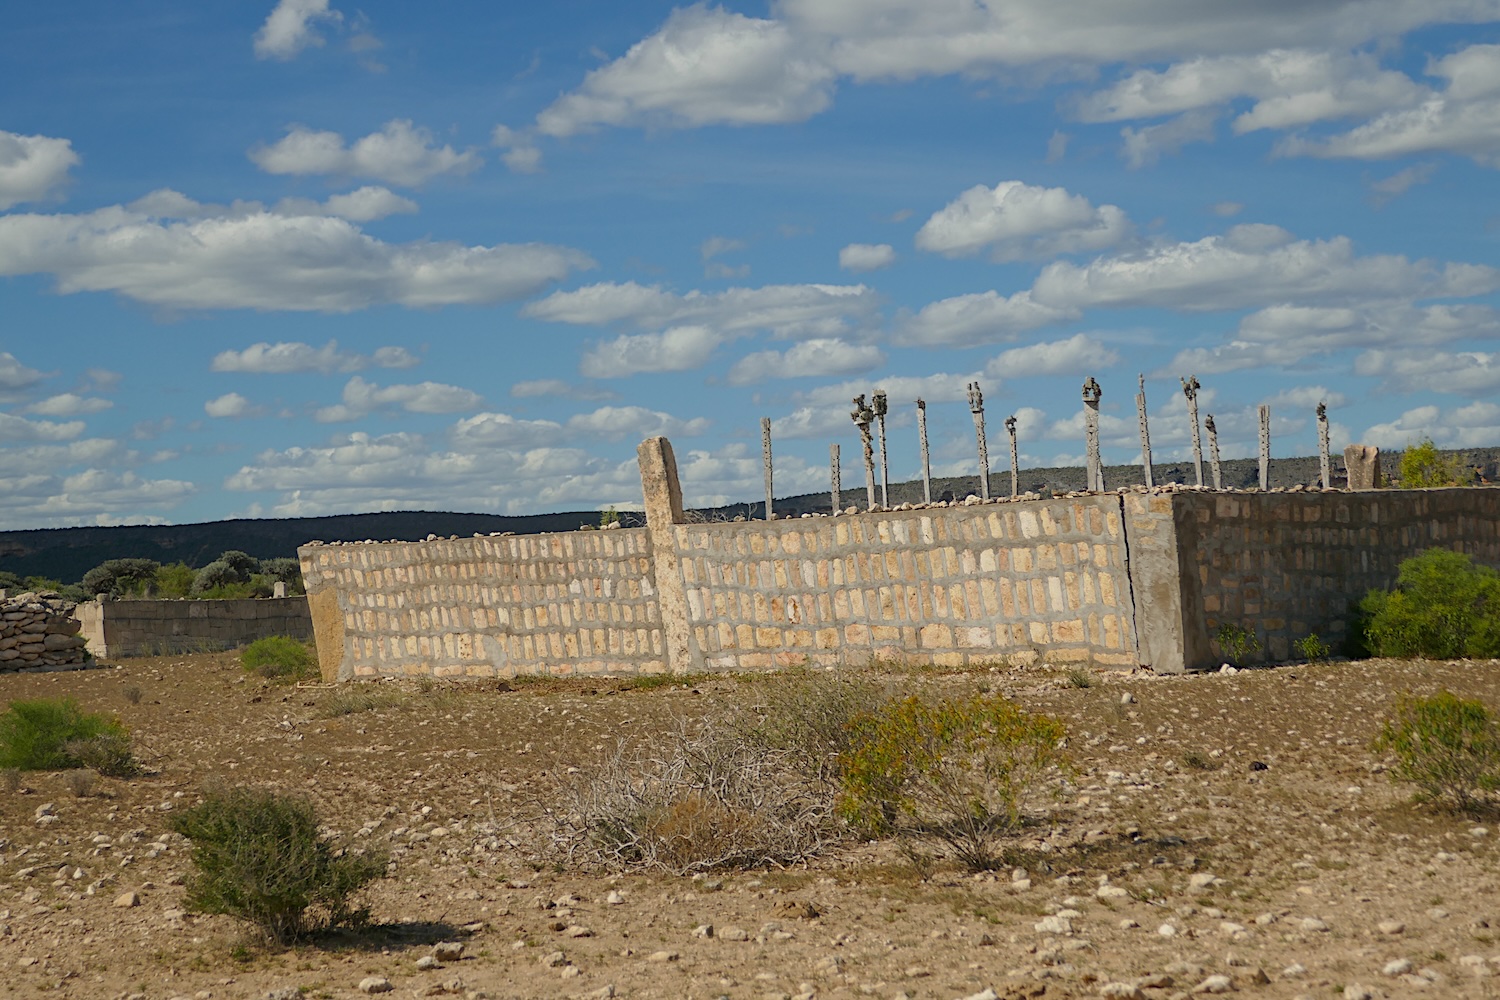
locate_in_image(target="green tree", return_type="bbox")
[1398,438,1466,488]
[82,558,162,598]
[154,562,196,598]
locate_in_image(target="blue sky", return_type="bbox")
[2,1,1499,529]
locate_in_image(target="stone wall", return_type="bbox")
[298,529,661,682]
[298,436,1500,680]
[1171,489,1500,665]
[1,592,89,672]
[75,596,313,659]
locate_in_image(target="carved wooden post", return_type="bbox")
[1136,374,1154,488]
[1083,377,1104,491]
[967,382,991,500]
[1006,414,1019,498]
[1258,404,1271,491]
[1182,375,1203,487]
[872,390,889,508]
[851,395,877,509]
[916,398,932,503]
[761,416,774,519]
[830,443,841,515]
[1204,414,1223,490]
[1317,402,1331,488]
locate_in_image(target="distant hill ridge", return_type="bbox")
[5,447,1497,584]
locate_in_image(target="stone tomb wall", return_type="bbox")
[298,528,661,682]
[76,596,314,659]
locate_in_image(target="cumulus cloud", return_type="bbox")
[895,290,1078,348]
[1355,348,1500,396]
[1120,110,1218,167]
[0,413,85,442]
[838,242,895,272]
[212,339,420,375]
[1030,224,1498,313]
[130,186,417,223]
[0,352,46,401]
[726,338,885,384]
[314,376,484,422]
[1363,401,1500,449]
[535,6,836,136]
[985,334,1119,378]
[205,392,256,419]
[0,467,196,529]
[525,281,880,340]
[0,130,80,210]
[509,378,617,401]
[579,326,722,378]
[249,120,481,186]
[564,405,711,441]
[24,393,113,417]
[916,180,1130,261]
[1281,44,1500,166]
[254,0,341,60]
[449,412,564,449]
[491,125,542,174]
[0,201,591,312]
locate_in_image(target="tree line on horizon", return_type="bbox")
[0,550,303,603]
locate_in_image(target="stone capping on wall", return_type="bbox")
[297,436,1500,681]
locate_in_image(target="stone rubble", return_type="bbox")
[0,591,90,673]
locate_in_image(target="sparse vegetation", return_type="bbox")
[1357,549,1500,659]
[170,787,388,945]
[123,685,143,705]
[241,636,317,682]
[1398,438,1467,488]
[0,697,138,775]
[1213,622,1262,665]
[837,693,1068,871]
[63,768,97,797]
[1065,667,1094,688]
[1294,633,1332,662]
[1374,690,1500,814]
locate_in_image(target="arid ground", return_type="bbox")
[3,653,1500,1000]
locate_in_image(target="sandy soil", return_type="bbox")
[3,653,1500,1000]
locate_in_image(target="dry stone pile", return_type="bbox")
[0,591,90,672]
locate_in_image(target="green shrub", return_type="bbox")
[171,787,387,944]
[241,636,316,681]
[1398,438,1466,488]
[191,560,238,595]
[1294,633,1332,662]
[154,562,197,598]
[1374,691,1500,813]
[838,693,1068,871]
[734,668,892,791]
[1357,549,1500,659]
[1213,623,1262,665]
[0,698,138,774]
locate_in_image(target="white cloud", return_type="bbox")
[449,412,564,449]
[1355,348,1500,396]
[1281,44,1500,166]
[491,125,542,174]
[0,130,79,210]
[1363,401,1500,450]
[211,339,421,375]
[24,393,113,417]
[525,280,880,340]
[916,180,1130,261]
[0,202,591,312]
[579,326,722,378]
[838,242,895,272]
[985,334,1119,378]
[249,120,481,186]
[0,413,85,442]
[535,6,836,137]
[1369,163,1437,205]
[1121,110,1217,167]
[0,468,196,529]
[0,352,46,401]
[1263,385,1349,411]
[564,405,711,441]
[205,392,256,419]
[254,0,341,60]
[895,290,1078,348]
[509,378,616,401]
[321,186,418,221]
[726,338,885,384]
[314,376,484,422]
[1212,201,1243,217]
[129,185,417,223]
[1030,224,1498,313]
[800,372,985,409]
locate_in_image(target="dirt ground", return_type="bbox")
[4,652,1500,1000]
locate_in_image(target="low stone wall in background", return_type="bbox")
[0,591,90,672]
[74,596,313,659]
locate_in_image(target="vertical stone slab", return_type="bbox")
[637,436,699,675]
[917,398,932,503]
[1205,415,1223,490]
[1136,374,1154,489]
[1317,402,1332,488]
[761,416,773,520]
[1006,414,1019,498]
[1345,444,1383,490]
[1119,493,1211,673]
[1182,376,1204,487]
[1258,404,1271,490]
[968,382,991,500]
[306,586,351,683]
[830,443,842,514]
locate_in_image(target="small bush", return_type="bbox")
[171,787,387,944]
[1294,633,1331,662]
[123,686,143,705]
[733,668,892,791]
[0,698,138,774]
[1374,691,1500,813]
[1357,549,1500,660]
[241,636,316,681]
[1065,667,1093,688]
[318,687,407,718]
[838,693,1068,871]
[66,730,142,777]
[64,769,97,797]
[1213,623,1262,665]
[1398,438,1466,489]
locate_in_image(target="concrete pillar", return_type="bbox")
[636,436,697,675]
[1204,414,1223,490]
[1258,404,1271,491]
[1317,402,1332,488]
[1083,377,1103,491]
[1182,376,1203,487]
[916,398,932,504]
[968,381,991,500]
[761,416,773,520]
[1136,374,1154,488]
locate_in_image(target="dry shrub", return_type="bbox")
[553,718,841,874]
